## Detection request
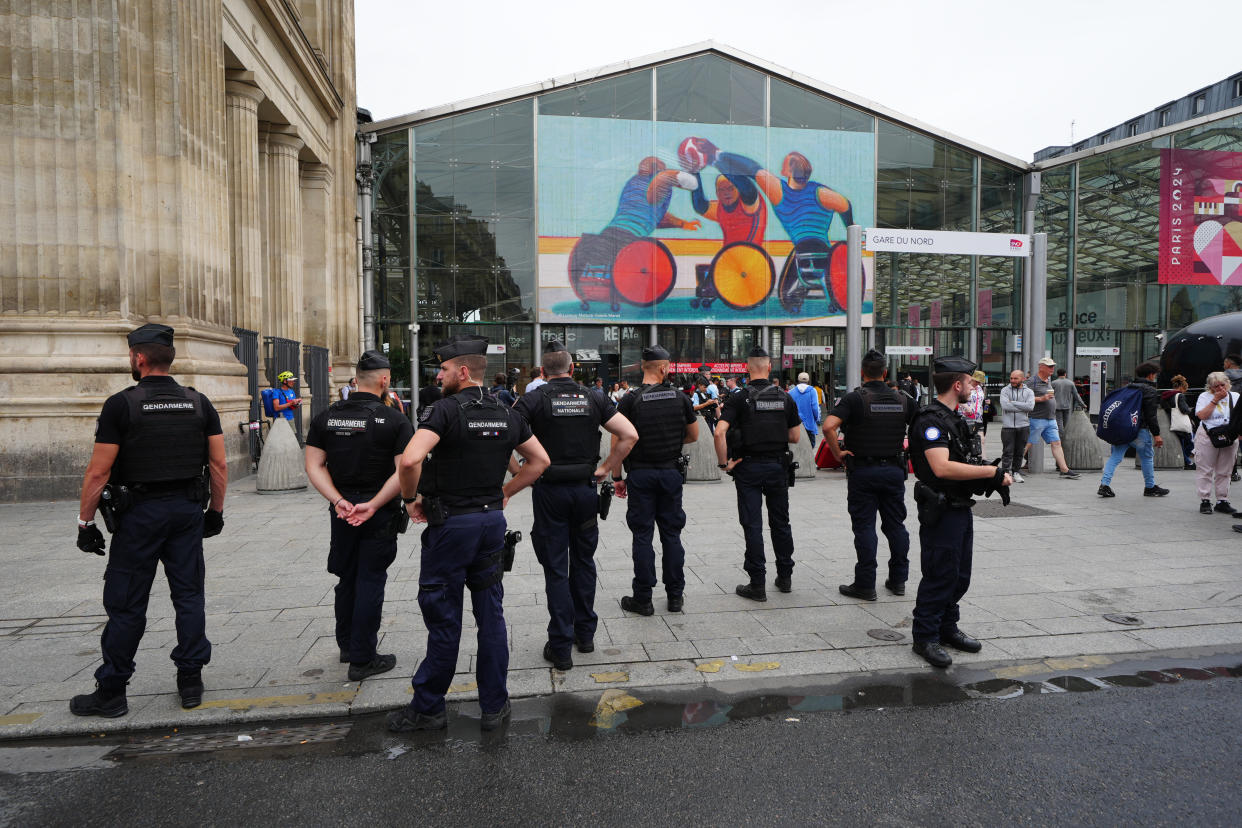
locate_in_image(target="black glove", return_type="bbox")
[203,509,224,538]
[77,523,105,556]
[989,463,1011,506]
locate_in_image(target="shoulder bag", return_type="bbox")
[1205,393,1236,448]
[1169,393,1193,434]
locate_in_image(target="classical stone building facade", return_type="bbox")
[0,1,360,501]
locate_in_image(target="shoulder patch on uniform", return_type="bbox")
[418,407,432,422]
[923,425,941,441]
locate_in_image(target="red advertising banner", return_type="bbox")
[977,288,993,327]
[907,305,921,326]
[1160,148,1242,286]
[929,300,942,328]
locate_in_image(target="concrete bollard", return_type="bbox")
[792,433,816,479]
[1062,409,1106,470]
[687,419,722,481]
[257,417,307,493]
[1136,410,1186,470]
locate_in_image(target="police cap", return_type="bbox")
[642,344,670,361]
[436,334,489,361]
[356,349,390,371]
[748,345,769,358]
[933,355,976,375]
[127,323,175,348]
[543,338,568,354]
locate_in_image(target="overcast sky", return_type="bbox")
[355,0,1239,160]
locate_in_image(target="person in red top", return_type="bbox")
[691,173,766,245]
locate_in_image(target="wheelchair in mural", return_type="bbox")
[568,231,677,312]
[689,238,848,315]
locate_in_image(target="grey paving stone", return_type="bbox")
[642,641,699,661]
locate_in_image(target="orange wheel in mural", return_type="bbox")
[612,239,676,307]
[708,242,774,310]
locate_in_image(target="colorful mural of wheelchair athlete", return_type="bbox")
[567,157,701,312]
[683,137,855,315]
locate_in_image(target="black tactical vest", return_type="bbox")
[114,383,207,484]
[321,398,392,495]
[846,385,909,458]
[534,380,602,481]
[738,383,790,456]
[909,402,976,497]
[420,391,515,503]
[625,383,685,468]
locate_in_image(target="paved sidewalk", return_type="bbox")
[2,463,1241,739]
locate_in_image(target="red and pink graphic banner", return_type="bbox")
[1160,148,1242,286]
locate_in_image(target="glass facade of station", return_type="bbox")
[369,51,1242,393]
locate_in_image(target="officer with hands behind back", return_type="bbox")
[613,344,698,616]
[72,323,227,717]
[823,348,916,602]
[907,356,1011,669]
[304,350,413,683]
[387,334,550,733]
[714,346,803,602]
[512,339,638,671]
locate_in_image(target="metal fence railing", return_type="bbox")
[232,327,261,464]
[304,344,331,422]
[264,335,302,440]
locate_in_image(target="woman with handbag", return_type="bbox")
[1193,371,1240,514]
[1167,375,1196,470]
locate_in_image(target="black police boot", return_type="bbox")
[348,653,396,682]
[735,582,767,602]
[911,641,953,668]
[480,700,512,732]
[774,575,792,593]
[884,579,906,596]
[69,684,128,718]
[387,705,447,732]
[543,642,572,671]
[941,629,982,653]
[838,583,878,601]
[620,595,655,616]
[176,670,204,709]
[667,594,684,613]
[576,637,595,654]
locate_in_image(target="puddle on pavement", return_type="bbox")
[4,657,1240,771]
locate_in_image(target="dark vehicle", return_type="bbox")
[1159,311,1242,388]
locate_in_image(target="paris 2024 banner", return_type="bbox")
[1160,148,1242,287]
[537,117,875,325]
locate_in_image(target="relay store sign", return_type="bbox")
[864,229,1032,257]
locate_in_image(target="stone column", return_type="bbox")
[300,163,334,349]
[225,73,265,333]
[262,126,306,343]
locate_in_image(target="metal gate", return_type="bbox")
[233,328,261,464]
[264,336,302,439]
[303,344,331,422]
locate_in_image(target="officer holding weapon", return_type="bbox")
[907,355,1011,668]
[512,340,637,671]
[72,323,227,717]
[612,344,698,615]
[388,334,550,732]
[822,348,917,601]
[304,350,414,682]
[714,345,803,602]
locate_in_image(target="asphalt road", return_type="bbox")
[2,663,1239,827]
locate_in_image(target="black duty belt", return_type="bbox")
[442,501,503,517]
[627,460,678,470]
[742,454,784,463]
[127,479,197,497]
[852,456,904,466]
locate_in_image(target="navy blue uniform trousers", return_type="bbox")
[625,468,687,600]
[846,464,910,590]
[96,496,210,688]
[733,461,794,580]
[912,506,974,643]
[412,511,508,716]
[530,481,599,655]
[328,509,398,664]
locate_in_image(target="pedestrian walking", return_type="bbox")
[907,356,1011,669]
[1166,375,1196,470]
[1098,362,1169,499]
[1024,358,1080,478]
[714,346,803,601]
[71,324,227,717]
[961,370,987,457]
[821,349,916,601]
[613,345,698,615]
[304,350,413,682]
[387,334,550,733]
[1052,367,1085,436]
[999,369,1034,483]
[512,340,637,671]
[789,372,822,448]
[1192,371,1239,515]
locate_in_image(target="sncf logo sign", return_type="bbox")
[1009,238,1024,249]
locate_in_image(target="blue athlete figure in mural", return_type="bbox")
[567,157,700,312]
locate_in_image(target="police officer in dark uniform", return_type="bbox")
[305,350,414,682]
[613,344,698,615]
[907,355,1011,668]
[714,346,803,602]
[512,340,637,670]
[822,348,917,601]
[72,323,227,717]
[387,334,550,732]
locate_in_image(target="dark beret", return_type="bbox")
[641,344,670,361]
[543,339,568,354]
[436,334,489,361]
[863,348,886,362]
[933,355,977,375]
[748,346,769,358]
[127,323,174,348]
[356,349,390,371]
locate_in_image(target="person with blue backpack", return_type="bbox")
[1096,362,1168,498]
